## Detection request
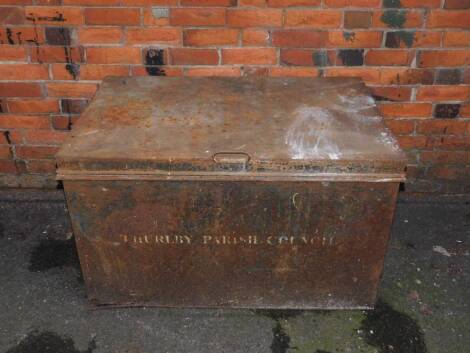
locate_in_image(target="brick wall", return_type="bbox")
[0,0,469,192]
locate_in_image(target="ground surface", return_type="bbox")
[0,190,469,353]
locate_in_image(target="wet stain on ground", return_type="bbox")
[315,350,332,353]
[271,320,295,353]
[29,237,81,273]
[360,299,428,353]
[254,310,303,353]
[5,331,96,353]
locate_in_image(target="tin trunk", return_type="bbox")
[57,77,406,309]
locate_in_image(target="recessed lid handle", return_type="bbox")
[213,152,251,164]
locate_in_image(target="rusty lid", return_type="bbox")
[56,77,406,182]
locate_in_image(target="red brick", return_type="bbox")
[416,86,470,101]
[78,27,122,44]
[465,70,470,84]
[120,0,177,4]
[242,67,269,77]
[411,32,442,48]
[427,10,470,29]
[0,83,43,97]
[0,26,45,45]
[372,10,423,28]
[78,64,130,80]
[443,31,470,47]
[324,67,381,84]
[52,64,130,80]
[126,28,181,45]
[384,120,415,135]
[365,50,412,66]
[27,160,57,173]
[428,136,470,149]
[0,131,22,145]
[269,67,319,77]
[239,0,266,5]
[396,136,427,149]
[222,48,276,65]
[0,160,17,174]
[46,82,98,98]
[143,7,169,26]
[344,11,372,29]
[0,99,6,113]
[25,129,68,144]
[131,66,183,77]
[0,0,32,4]
[460,103,470,116]
[185,67,241,76]
[0,115,50,129]
[285,10,341,28]
[183,28,239,46]
[0,64,48,80]
[444,0,470,9]
[0,45,27,61]
[380,68,434,85]
[386,31,441,48]
[63,0,121,4]
[371,87,412,101]
[60,99,89,114]
[87,47,141,64]
[280,49,311,66]
[50,64,73,80]
[227,9,282,28]
[51,115,77,130]
[420,151,470,164]
[170,8,225,26]
[0,7,25,25]
[327,31,383,48]
[0,146,11,159]
[25,6,84,25]
[84,8,140,26]
[378,103,432,118]
[272,30,327,48]
[31,46,84,63]
[416,119,469,135]
[7,99,59,113]
[400,0,441,7]
[181,0,237,5]
[0,130,23,145]
[242,29,269,46]
[268,0,320,6]
[35,0,62,4]
[170,48,219,65]
[418,50,470,68]
[324,0,380,7]
[16,146,59,159]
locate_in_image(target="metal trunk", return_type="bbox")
[57,77,406,309]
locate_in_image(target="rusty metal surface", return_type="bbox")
[65,179,399,309]
[56,77,406,178]
[58,76,405,309]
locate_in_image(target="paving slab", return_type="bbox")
[0,190,469,353]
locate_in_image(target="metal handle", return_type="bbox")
[213,152,251,164]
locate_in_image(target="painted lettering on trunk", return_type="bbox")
[119,234,336,247]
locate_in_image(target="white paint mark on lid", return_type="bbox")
[285,106,342,160]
